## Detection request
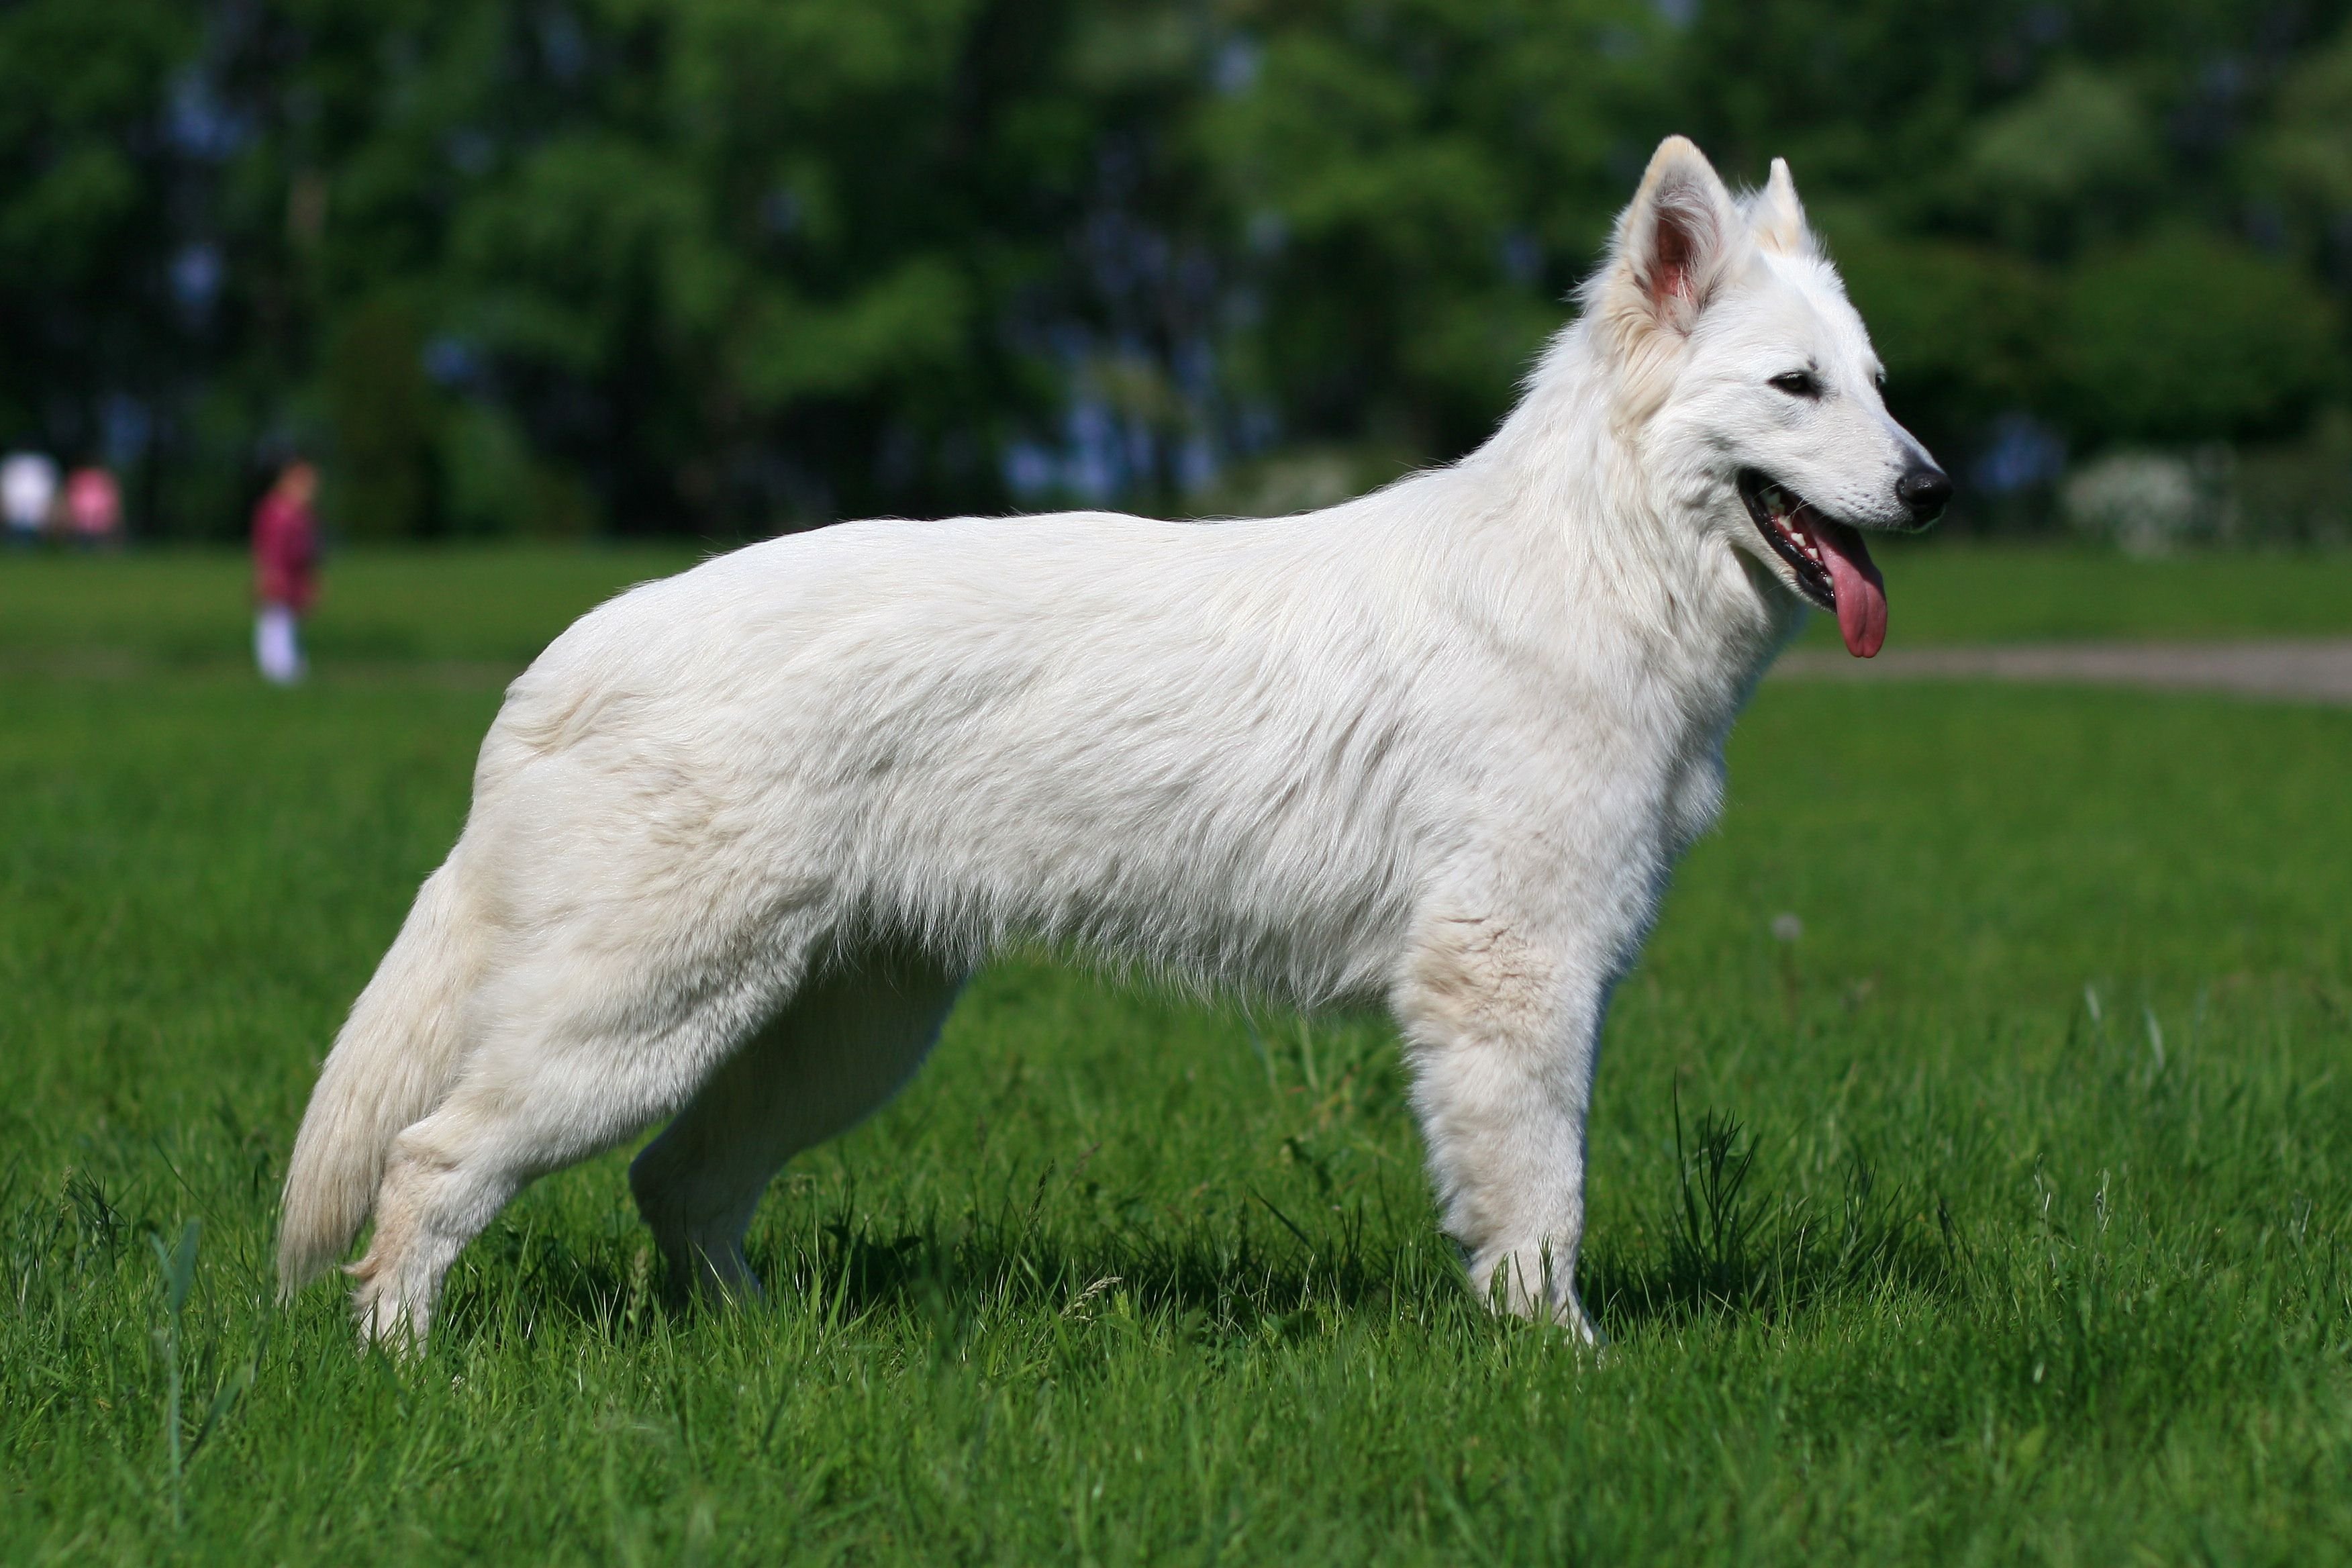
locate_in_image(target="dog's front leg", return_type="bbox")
[1393,916,1616,1342]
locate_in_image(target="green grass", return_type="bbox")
[1800,537,2352,648]
[3,548,2350,1563]
[0,537,2347,675]
[0,544,701,669]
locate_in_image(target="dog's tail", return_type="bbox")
[277,861,481,1297]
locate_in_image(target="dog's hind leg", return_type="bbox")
[348,935,799,1346]
[628,949,964,1300]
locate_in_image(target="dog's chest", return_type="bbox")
[1659,738,1729,860]
[1637,636,1768,865]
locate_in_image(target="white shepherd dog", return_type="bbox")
[280,137,1949,1345]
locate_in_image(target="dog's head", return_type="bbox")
[1581,137,1949,657]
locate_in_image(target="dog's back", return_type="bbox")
[481,495,1528,1002]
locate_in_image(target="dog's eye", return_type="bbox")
[1769,371,1820,398]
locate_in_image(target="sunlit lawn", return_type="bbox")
[3,544,2349,1563]
[1,536,2349,672]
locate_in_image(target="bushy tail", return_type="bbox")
[277,862,482,1297]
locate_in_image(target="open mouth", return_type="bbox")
[1736,469,1888,658]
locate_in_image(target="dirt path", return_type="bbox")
[1773,639,2352,704]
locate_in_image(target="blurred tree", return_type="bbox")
[1960,66,2162,256]
[5,0,2352,537]
[1828,232,2056,463]
[2257,19,2352,287]
[323,293,436,539]
[2059,235,2342,446]
[1198,0,1670,462]
[0,0,195,509]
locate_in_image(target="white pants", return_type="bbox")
[256,605,305,685]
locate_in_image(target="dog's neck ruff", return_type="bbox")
[1461,319,1804,728]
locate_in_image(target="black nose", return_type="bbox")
[1896,464,1951,525]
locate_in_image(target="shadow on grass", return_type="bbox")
[437,1182,1463,1352]
[1583,1097,1963,1335]
[425,1104,1963,1353]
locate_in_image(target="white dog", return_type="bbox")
[279,137,1947,1345]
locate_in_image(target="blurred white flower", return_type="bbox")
[2061,448,2236,558]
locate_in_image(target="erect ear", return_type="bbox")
[1747,157,1814,256]
[1610,136,1743,335]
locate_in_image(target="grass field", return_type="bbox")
[3,544,2351,1563]
[2,536,2351,671]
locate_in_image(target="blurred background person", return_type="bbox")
[64,463,121,548]
[3,450,56,547]
[252,460,319,685]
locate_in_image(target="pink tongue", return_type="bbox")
[1810,516,1887,658]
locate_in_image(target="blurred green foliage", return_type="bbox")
[2059,236,2342,446]
[2,0,2351,538]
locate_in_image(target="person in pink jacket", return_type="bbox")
[64,464,122,546]
[252,460,319,684]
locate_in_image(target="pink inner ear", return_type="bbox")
[1648,203,1704,307]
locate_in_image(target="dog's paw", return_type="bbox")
[346,1253,430,1355]
[1471,1245,1604,1347]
